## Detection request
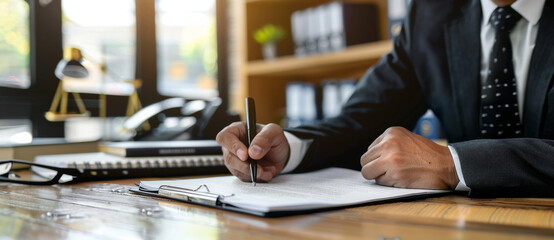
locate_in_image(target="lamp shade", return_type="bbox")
[59,59,89,78]
[54,48,89,79]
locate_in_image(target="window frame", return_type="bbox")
[0,0,229,137]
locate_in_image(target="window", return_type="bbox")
[0,0,30,89]
[61,0,136,85]
[156,0,218,100]
[0,119,32,144]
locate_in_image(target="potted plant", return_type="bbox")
[253,24,285,60]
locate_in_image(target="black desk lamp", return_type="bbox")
[55,47,89,79]
[45,48,90,121]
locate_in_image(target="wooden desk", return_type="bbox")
[1,177,553,240]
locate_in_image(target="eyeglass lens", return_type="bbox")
[0,161,61,183]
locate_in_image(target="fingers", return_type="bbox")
[360,131,389,181]
[216,122,248,161]
[360,127,408,166]
[217,122,259,181]
[217,122,284,183]
[375,174,402,188]
[216,122,280,161]
[361,158,387,180]
[223,147,276,182]
[221,145,266,181]
[249,123,285,160]
[367,156,410,188]
[360,127,407,182]
[360,144,379,167]
[222,147,251,181]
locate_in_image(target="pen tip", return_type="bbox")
[253,182,256,187]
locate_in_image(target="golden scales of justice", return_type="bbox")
[45,48,143,122]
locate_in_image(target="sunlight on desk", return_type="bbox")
[0,177,553,240]
[352,196,554,229]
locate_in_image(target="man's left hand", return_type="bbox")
[360,127,459,190]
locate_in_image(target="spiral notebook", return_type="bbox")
[33,152,227,182]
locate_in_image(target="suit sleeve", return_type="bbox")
[451,139,554,197]
[286,8,428,172]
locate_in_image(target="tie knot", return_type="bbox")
[490,6,522,32]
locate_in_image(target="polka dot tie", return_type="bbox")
[480,6,523,138]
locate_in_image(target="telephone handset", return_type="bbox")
[123,97,240,141]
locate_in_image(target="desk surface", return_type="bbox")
[1,176,553,240]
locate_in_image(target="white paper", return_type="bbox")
[140,168,449,213]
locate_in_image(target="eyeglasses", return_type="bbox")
[0,159,83,185]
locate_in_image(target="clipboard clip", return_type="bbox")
[158,184,224,206]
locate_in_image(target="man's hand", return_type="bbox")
[360,127,459,189]
[216,122,290,182]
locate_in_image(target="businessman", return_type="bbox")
[217,0,554,197]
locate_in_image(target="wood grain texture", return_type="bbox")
[1,176,553,240]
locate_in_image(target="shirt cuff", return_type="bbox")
[448,145,471,191]
[281,131,312,173]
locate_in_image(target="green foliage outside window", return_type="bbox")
[0,0,30,88]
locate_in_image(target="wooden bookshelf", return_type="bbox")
[233,0,392,124]
[247,40,392,78]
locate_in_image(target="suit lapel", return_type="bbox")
[523,1,554,137]
[444,0,482,139]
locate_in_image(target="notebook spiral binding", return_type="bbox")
[74,155,227,180]
[71,155,224,170]
[33,154,228,181]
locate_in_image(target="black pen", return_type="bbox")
[245,97,257,186]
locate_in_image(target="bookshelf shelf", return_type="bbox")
[233,0,392,124]
[247,40,392,78]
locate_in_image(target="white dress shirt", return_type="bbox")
[282,0,545,191]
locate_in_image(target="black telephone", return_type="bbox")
[123,97,240,141]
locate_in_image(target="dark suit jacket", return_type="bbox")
[287,0,554,197]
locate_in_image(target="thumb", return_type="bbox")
[248,123,285,160]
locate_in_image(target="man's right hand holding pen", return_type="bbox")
[216,122,290,183]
